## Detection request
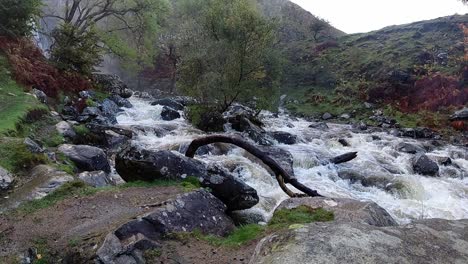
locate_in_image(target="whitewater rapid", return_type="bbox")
[116,98,468,224]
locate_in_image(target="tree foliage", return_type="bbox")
[310,17,330,41]
[0,0,41,37]
[45,0,167,75]
[177,0,281,111]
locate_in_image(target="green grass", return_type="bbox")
[269,206,334,227]
[0,138,49,173]
[0,55,45,134]
[174,206,334,248]
[17,181,98,214]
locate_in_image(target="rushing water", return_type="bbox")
[116,98,468,224]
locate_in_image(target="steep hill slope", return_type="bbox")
[284,14,467,129]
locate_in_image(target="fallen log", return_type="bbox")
[185,135,322,198]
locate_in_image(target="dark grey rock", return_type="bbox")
[97,190,234,264]
[100,99,120,118]
[23,138,44,153]
[0,166,13,190]
[115,148,259,210]
[258,146,295,176]
[276,197,397,227]
[309,122,329,130]
[93,74,133,99]
[396,142,425,154]
[413,153,439,176]
[230,116,273,146]
[58,144,111,172]
[450,107,468,121]
[151,98,184,111]
[338,139,350,147]
[337,169,403,192]
[109,95,133,108]
[270,131,297,145]
[322,112,333,120]
[56,121,76,138]
[251,219,468,264]
[62,105,78,118]
[160,106,181,121]
[32,88,47,104]
[78,171,113,187]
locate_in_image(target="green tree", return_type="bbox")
[0,0,41,37]
[310,17,330,41]
[178,0,280,112]
[45,0,167,75]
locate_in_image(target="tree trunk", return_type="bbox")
[185,135,323,198]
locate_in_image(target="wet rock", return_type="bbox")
[151,98,184,111]
[104,130,130,151]
[229,209,266,225]
[58,144,111,173]
[62,105,79,118]
[269,131,297,145]
[338,139,350,147]
[109,94,133,108]
[230,116,273,146]
[0,166,13,190]
[337,169,402,192]
[352,121,368,131]
[160,106,181,121]
[322,112,333,120]
[413,153,439,176]
[196,110,226,132]
[32,88,47,104]
[258,146,295,176]
[308,122,329,130]
[78,171,113,187]
[115,148,259,210]
[276,197,397,227]
[97,190,234,264]
[251,219,468,264]
[100,99,120,118]
[450,107,468,121]
[396,142,425,154]
[401,127,435,139]
[56,121,76,138]
[93,74,133,99]
[23,138,44,153]
[440,157,452,166]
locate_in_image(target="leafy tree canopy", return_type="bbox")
[0,0,41,37]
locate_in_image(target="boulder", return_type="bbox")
[401,127,435,139]
[56,121,76,138]
[337,169,403,192]
[58,144,111,172]
[413,153,439,176]
[109,95,133,108]
[23,138,44,153]
[78,171,113,187]
[322,112,333,120]
[0,166,13,190]
[450,107,468,121]
[251,219,468,264]
[195,110,226,132]
[100,98,120,118]
[151,98,184,111]
[269,131,297,145]
[276,197,397,227]
[32,88,47,104]
[396,142,425,154]
[160,106,181,121]
[96,190,235,264]
[230,116,273,146]
[308,122,329,130]
[115,147,259,210]
[62,105,79,118]
[257,146,295,176]
[93,74,133,99]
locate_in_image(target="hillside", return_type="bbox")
[283,14,467,129]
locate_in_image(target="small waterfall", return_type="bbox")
[117,97,468,224]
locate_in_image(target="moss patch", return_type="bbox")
[269,206,334,228]
[0,138,48,172]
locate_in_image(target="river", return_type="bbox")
[116,98,468,224]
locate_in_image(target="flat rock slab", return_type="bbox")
[251,219,468,264]
[276,197,397,227]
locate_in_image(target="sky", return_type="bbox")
[289,0,468,34]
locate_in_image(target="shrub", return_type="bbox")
[0,138,48,172]
[50,24,103,76]
[0,0,41,37]
[186,104,225,132]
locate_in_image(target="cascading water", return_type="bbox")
[116,97,468,224]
